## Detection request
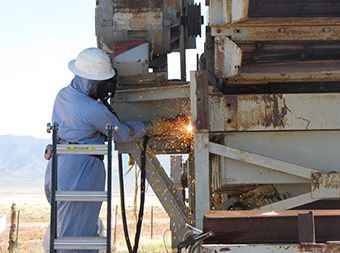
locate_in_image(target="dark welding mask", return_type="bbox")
[89,75,118,101]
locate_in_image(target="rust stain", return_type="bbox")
[299,243,340,253]
[311,172,322,191]
[248,29,338,41]
[313,172,340,190]
[226,94,288,130]
[215,38,225,78]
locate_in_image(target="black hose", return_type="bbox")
[118,136,150,253]
[118,152,133,253]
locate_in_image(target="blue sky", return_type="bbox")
[0,0,97,138]
[0,0,205,138]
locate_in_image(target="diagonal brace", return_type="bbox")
[209,142,318,179]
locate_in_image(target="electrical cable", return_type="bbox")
[133,136,149,252]
[189,241,202,253]
[118,153,133,253]
[163,229,171,253]
[118,136,150,253]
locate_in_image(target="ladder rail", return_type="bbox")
[50,123,58,253]
[48,122,113,253]
[107,124,113,253]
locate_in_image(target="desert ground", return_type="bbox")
[0,190,171,253]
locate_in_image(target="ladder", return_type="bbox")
[47,122,113,253]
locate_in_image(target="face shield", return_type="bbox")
[89,75,118,101]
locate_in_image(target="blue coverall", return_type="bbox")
[44,76,146,252]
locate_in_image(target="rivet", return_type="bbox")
[322,27,331,33]
[278,27,286,33]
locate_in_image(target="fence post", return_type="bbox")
[113,205,118,244]
[16,210,20,250]
[8,203,17,253]
[151,206,153,240]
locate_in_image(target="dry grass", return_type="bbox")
[0,193,172,253]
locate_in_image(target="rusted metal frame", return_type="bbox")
[259,192,318,210]
[214,37,242,79]
[208,142,325,209]
[194,132,210,230]
[218,18,340,26]
[190,70,211,229]
[209,93,340,132]
[312,172,340,199]
[201,243,340,253]
[209,142,317,179]
[228,71,340,85]
[218,81,340,95]
[211,19,340,40]
[247,0,340,19]
[203,210,340,244]
[115,142,191,244]
[114,84,190,102]
[190,71,209,131]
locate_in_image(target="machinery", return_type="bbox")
[95,0,340,252]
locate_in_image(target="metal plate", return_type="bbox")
[201,243,340,253]
[209,93,340,132]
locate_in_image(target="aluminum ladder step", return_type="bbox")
[54,236,107,250]
[57,144,108,155]
[55,191,107,202]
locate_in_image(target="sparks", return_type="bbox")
[186,124,193,133]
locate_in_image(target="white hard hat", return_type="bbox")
[68,47,116,80]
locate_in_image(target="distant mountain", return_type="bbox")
[0,135,49,192]
[0,135,171,195]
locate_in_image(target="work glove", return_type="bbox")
[144,117,169,136]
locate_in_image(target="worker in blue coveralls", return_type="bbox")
[43,47,159,252]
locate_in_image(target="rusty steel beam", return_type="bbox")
[211,18,340,41]
[208,93,340,132]
[201,243,340,253]
[218,81,340,95]
[203,210,340,244]
[248,0,340,19]
[228,71,340,85]
[192,71,209,131]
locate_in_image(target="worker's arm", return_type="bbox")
[86,101,148,143]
